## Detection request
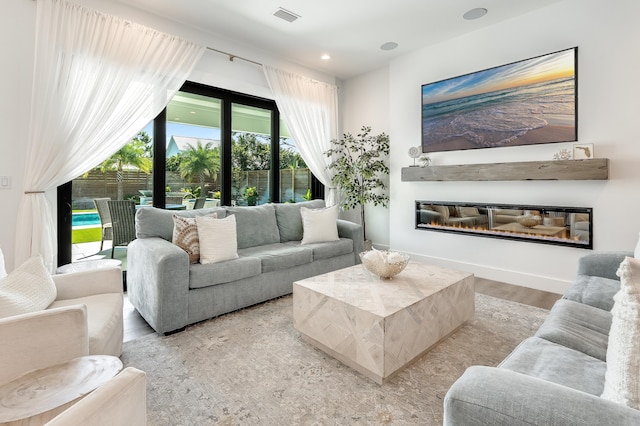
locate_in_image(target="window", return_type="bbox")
[59,82,318,265]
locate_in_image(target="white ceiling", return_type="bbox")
[115,0,563,80]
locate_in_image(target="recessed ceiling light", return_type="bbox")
[380,42,398,51]
[463,8,487,20]
[321,54,331,60]
[190,111,196,114]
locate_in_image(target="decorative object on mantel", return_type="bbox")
[419,155,432,167]
[573,143,594,159]
[325,126,390,243]
[408,146,421,166]
[359,249,410,279]
[553,148,573,160]
[401,158,609,182]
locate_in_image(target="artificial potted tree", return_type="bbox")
[325,126,390,247]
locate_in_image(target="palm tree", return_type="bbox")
[179,141,220,198]
[100,133,152,200]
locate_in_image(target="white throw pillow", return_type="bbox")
[196,215,239,264]
[172,213,217,264]
[300,205,339,245]
[0,247,6,279]
[0,256,57,319]
[601,256,640,409]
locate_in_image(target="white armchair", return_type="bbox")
[0,294,146,425]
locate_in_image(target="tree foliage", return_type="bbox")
[325,126,390,239]
[178,141,221,198]
[99,131,153,199]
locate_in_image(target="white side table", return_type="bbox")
[0,355,123,423]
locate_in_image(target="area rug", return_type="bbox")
[121,293,548,425]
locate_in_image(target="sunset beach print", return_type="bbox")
[422,48,576,153]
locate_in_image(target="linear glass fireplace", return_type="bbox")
[415,201,592,249]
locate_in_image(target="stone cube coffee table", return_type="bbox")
[293,261,474,384]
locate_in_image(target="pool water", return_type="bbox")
[72,212,101,227]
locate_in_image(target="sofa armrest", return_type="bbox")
[53,267,123,300]
[577,251,633,281]
[337,219,364,264]
[0,306,89,385]
[444,366,640,426]
[45,367,147,426]
[126,237,190,334]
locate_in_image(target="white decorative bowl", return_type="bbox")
[359,250,410,279]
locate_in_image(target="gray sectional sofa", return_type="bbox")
[127,200,364,334]
[444,251,640,425]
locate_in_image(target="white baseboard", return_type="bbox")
[406,252,570,295]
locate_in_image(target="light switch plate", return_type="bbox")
[0,176,11,189]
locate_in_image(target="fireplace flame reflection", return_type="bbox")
[415,201,592,249]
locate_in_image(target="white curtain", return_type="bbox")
[262,65,339,205]
[15,0,204,270]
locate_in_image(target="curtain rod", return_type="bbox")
[206,47,262,67]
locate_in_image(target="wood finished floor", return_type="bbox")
[123,277,562,342]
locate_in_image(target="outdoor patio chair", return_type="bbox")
[193,198,206,209]
[165,196,185,206]
[107,200,137,259]
[93,198,113,251]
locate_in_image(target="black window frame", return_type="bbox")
[57,81,323,266]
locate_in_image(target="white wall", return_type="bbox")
[345,0,640,293]
[0,0,335,270]
[340,66,390,248]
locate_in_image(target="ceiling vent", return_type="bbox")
[273,7,300,23]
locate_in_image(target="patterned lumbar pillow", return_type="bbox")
[0,256,57,319]
[601,256,640,408]
[196,214,239,264]
[172,213,217,263]
[300,205,339,245]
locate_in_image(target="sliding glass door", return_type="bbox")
[58,82,317,265]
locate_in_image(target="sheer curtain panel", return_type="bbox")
[14,0,204,270]
[262,65,339,206]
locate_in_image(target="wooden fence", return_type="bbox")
[72,169,312,208]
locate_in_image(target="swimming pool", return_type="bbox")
[72,212,101,227]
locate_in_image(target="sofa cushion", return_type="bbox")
[136,206,226,241]
[300,205,339,245]
[237,243,312,273]
[226,204,281,249]
[601,257,640,409]
[563,275,620,311]
[535,299,611,361]
[197,215,239,264]
[273,200,325,242]
[0,256,57,319]
[499,336,606,396]
[189,257,262,288]
[300,238,354,261]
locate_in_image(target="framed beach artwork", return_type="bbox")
[421,47,577,153]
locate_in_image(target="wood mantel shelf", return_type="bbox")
[401,158,609,182]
